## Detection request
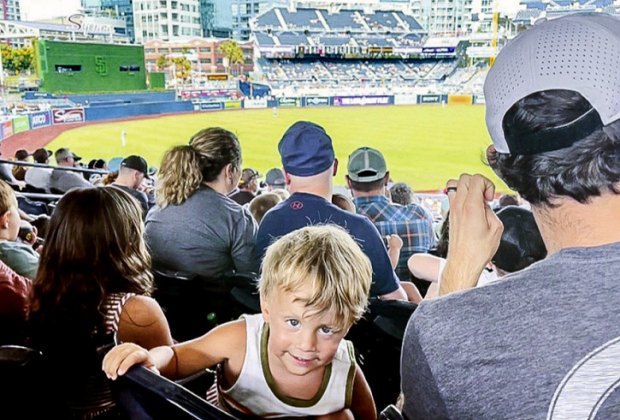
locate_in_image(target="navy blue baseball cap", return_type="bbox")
[278,121,335,177]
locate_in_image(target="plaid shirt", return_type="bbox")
[354,195,436,281]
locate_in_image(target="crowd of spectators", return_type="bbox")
[0,12,618,419]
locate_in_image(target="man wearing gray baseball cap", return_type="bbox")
[402,13,620,419]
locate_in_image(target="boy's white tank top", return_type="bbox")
[217,313,357,418]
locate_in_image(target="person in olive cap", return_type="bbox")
[346,146,435,285]
[402,14,620,419]
[229,168,260,206]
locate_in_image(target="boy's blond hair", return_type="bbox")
[0,180,15,214]
[259,225,372,330]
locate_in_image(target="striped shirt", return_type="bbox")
[354,195,435,281]
[66,292,135,419]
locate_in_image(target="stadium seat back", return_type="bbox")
[113,365,238,420]
[0,344,71,417]
[152,268,257,341]
[346,299,417,411]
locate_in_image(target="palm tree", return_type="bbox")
[218,40,244,75]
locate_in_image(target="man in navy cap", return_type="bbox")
[256,121,407,301]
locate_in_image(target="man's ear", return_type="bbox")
[384,172,390,186]
[332,158,339,176]
[345,175,352,189]
[283,170,292,186]
[486,145,503,178]
[0,211,10,229]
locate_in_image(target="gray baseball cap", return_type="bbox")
[484,13,620,154]
[347,147,387,182]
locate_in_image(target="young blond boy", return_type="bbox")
[0,180,39,279]
[104,225,377,419]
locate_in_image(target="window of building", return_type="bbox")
[199,47,211,52]
[55,65,81,73]
[120,65,141,72]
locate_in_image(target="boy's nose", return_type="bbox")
[298,330,317,352]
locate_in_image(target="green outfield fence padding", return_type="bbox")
[148,72,166,89]
[35,40,147,93]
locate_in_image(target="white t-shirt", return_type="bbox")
[438,258,498,288]
[25,167,52,191]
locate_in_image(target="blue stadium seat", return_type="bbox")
[255,9,282,29]
[280,8,325,30]
[322,10,364,30]
[277,31,310,46]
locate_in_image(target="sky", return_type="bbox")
[20,0,81,21]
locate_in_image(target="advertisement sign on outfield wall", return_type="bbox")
[243,98,268,109]
[332,96,394,106]
[52,108,85,124]
[394,94,418,105]
[1,120,13,139]
[447,95,473,105]
[29,111,52,129]
[198,102,224,111]
[417,95,445,104]
[225,101,242,109]
[304,97,331,107]
[278,97,301,107]
[473,95,486,105]
[12,115,30,134]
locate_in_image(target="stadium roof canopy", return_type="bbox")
[0,20,130,44]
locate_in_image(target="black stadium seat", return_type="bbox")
[151,267,258,341]
[0,345,70,417]
[113,365,238,419]
[346,299,417,411]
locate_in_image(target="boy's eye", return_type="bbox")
[285,319,300,327]
[319,326,335,335]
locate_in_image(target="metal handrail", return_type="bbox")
[0,159,108,175]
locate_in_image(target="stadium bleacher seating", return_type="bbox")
[255,8,283,29]
[279,8,326,30]
[322,10,364,31]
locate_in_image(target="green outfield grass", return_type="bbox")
[48,104,508,192]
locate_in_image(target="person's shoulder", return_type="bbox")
[404,202,433,218]
[0,262,30,294]
[121,295,164,325]
[0,240,36,255]
[258,195,292,222]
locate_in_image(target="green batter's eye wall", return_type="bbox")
[35,40,148,94]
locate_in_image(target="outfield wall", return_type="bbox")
[0,93,481,143]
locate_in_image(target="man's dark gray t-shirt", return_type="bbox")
[402,241,620,420]
[111,184,149,217]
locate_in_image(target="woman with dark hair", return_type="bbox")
[27,187,173,418]
[408,206,546,297]
[145,127,258,278]
[492,206,547,276]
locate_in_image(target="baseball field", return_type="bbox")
[47,104,507,192]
